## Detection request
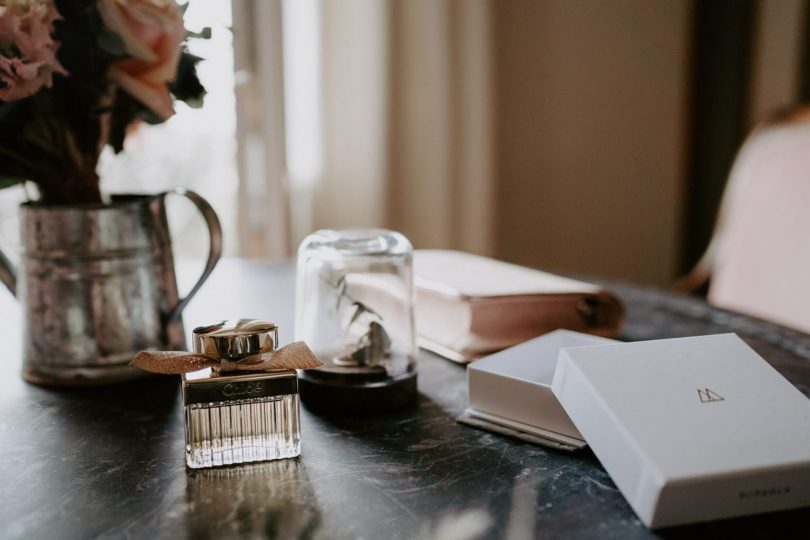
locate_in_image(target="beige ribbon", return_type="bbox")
[131,341,323,375]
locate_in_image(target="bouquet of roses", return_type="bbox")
[0,0,206,204]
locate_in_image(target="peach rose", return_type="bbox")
[97,0,185,120]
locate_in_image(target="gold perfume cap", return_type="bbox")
[192,319,278,360]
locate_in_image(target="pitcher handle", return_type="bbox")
[0,247,16,297]
[165,188,223,323]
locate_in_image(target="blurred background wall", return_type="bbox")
[263,0,806,287]
[492,0,690,285]
[491,0,801,285]
[2,0,804,289]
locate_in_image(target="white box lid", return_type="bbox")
[552,333,810,527]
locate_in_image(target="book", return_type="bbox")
[414,250,624,362]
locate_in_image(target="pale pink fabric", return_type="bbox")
[708,117,810,333]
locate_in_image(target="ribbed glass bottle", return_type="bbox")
[182,370,301,469]
[184,391,300,469]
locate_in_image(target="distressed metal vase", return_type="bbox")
[0,189,222,386]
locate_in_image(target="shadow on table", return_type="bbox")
[43,372,180,413]
[44,372,182,462]
[26,373,181,453]
[302,390,810,540]
[657,506,810,539]
[3,374,185,538]
[300,391,601,539]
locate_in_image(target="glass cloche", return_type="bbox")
[294,229,417,412]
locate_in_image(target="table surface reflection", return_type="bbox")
[1,259,809,540]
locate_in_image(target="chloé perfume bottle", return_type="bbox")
[182,321,301,469]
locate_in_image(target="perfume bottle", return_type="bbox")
[182,321,301,469]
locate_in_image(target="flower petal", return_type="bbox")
[108,64,175,120]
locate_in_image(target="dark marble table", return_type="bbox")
[1,259,809,539]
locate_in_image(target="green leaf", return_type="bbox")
[140,108,165,125]
[85,4,102,33]
[0,100,19,124]
[183,96,205,109]
[108,92,142,153]
[170,53,206,105]
[186,27,212,40]
[183,51,205,64]
[0,175,23,190]
[97,30,127,57]
[0,147,30,168]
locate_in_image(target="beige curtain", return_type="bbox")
[232,0,290,259]
[383,0,495,255]
[232,0,495,259]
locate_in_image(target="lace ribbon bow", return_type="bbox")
[131,341,323,374]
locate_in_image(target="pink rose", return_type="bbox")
[0,0,68,102]
[97,0,185,120]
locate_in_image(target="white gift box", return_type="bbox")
[463,329,615,450]
[552,333,810,528]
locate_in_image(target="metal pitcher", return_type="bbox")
[0,189,222,386]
